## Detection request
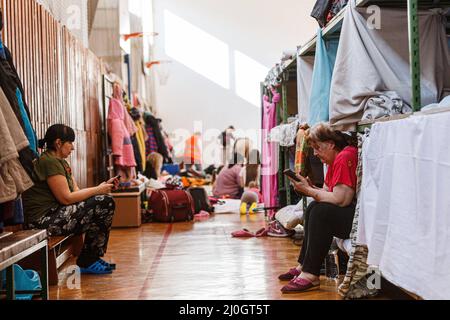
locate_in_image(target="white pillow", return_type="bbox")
[275,202,304,230]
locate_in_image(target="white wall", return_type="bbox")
[152,0,318,165]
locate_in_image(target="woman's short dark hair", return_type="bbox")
[38,124,75,151]
[306,123,357,151]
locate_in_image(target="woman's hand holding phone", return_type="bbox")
[106,175,121,191]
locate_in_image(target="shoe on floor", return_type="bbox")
[231,228,255,238]
[278,268,301,281]
[281,277,320,293]
[99,259,116,270]
[240,203,248,215]
[267,220,295,238]
[248,202,258,214]
[80,260,113,275]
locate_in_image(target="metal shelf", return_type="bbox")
[298,0,450,57]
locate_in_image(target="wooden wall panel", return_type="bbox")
[0,0,105,188]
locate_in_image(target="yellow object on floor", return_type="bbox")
[240,203,247,215]
[249,202,258,214]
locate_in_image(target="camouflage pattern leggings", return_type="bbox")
[28,195,115,267]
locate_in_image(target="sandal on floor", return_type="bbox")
[80,260,113,275]
[231,229,255,238]
[99,259,116,270]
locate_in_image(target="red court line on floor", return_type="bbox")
[139,224,173,298]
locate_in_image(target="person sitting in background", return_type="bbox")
[23,124,118,275]
[183,132,203,172]
[212,141,247,199]
[239,149,263,215]
[279,123,357,293]
[218,126,236,166]
[144,152,164,180]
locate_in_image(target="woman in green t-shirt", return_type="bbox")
[23,124,119,275]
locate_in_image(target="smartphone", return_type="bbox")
[283,169,301,182]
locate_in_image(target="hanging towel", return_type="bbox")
[330,0,450,130]
[297,55,315,123]
[309,29,339,125]
[107,98,137,167]
[358,112,450,300]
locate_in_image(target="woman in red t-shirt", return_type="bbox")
[279,123,358,293]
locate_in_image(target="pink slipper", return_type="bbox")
[281,277,320,293]
[194,211,210,219]
[231,229,255,238]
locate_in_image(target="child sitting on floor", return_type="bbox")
[240,149,263,215]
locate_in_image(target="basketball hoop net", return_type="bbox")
[146,60,172,86]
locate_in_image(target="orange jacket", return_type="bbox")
[183,135,201,164]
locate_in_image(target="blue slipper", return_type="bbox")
[80,260,113,275]
[99,259,116,270]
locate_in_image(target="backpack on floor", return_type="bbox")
[149,189,195,223]
[188,187,214,214]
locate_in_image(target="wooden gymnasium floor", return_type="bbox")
[50,212,364,300]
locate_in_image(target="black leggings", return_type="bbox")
[298,201,355,276]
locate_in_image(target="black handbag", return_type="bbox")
[188,187,214,214]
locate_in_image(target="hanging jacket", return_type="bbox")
[135,121,146,171]
[0,43,37,154]
[107,98,137,167]
[0,34,37,178]
[0,87,34,203]
[145,125,159,157]
[144,114,170,163]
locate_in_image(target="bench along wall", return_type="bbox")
[0,0,106,188]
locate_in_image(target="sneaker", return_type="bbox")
[240,203,248,215]
[267,220,295,238]
[281,277,320,293]
[255,227,268,237]
[278,268,301,281]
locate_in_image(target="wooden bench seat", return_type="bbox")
[0,230,48,300]
[4,226,83,286]
[0,230,47,264]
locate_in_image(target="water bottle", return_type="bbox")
[325,250,339,280]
